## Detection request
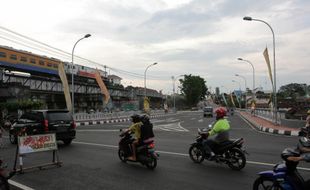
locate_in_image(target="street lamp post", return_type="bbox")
[172,75,184,113]
[237,58,255,107]
[235,74,247,109]
[71,34,91,116]
[243,16,277,124]
[144,62,158,98]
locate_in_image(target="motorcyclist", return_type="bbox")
[287,136,310,162]
[203,107,230,159]
[126,114,143,161]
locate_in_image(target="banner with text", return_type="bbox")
[58,62,72,112]
[95,70,110,105]
[18,134,57,155]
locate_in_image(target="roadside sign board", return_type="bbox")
[18,134,57,155]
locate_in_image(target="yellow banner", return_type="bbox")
[144,97,150,114]
[263,47,274,88]
[94,70,110,104]
[58,62,72,112]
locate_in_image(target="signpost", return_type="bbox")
[16,133,62,173]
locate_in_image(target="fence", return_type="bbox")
[74,109,166,121]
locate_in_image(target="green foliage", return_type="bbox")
[179,75,208,107]
[278,83,308,100]
[0,100,44,111]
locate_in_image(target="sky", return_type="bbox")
[0,0,309,95]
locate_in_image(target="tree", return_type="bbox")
[278,83,308,100]
[179,75,208,107]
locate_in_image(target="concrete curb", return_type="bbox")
[238,112,299,136]
[76,113,176,127]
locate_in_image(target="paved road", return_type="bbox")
[1,111,310,190]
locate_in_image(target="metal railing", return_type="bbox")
[74,109,166,121]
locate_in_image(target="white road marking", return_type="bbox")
[198,119,203,123]
[73,141,310,171]
[154,122,189,132]
[8,180,35,190]
[77,129,119,132]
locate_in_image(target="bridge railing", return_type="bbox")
[240,108,306,128]
[74,109,165,121]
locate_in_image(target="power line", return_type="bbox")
[0,25,168,80]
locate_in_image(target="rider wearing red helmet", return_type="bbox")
[203,107,231,159]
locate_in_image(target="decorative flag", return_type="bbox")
[263,47,274,89]
[58,62,72,112]
[222,93,228,106]
[94,70,110,105]
[144,97,150,114]
[230,93,236,107]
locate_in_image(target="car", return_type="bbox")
[9,110,76,145]
[203,107,213,117]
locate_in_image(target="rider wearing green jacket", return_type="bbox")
[203,107,230,159]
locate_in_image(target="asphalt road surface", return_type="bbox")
[1,111,310,190]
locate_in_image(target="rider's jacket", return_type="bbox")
[208,118,230,143]
[129,122,143,140]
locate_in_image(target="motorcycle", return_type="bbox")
[253,148,310,190]
[118,129,159,170]
[188,126,247,170]
[0,159,15,190]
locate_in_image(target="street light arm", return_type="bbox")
[144,63,158,97]
[71,35,91,116]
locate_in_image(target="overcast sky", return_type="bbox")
[1,0,309,94]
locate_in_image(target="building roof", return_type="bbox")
[108,75,122,80]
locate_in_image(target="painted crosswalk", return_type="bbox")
[154,122,189,132]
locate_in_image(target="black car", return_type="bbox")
[9,110,76,145]
[203,107,213,117]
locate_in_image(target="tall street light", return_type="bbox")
[172,75,184,112]
[243,16,277,124]
[144,62,158,98]
[71,34,91,116]
[237,58,255,107]
[235,74,247,109]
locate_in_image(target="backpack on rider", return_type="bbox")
[140,115,154,143]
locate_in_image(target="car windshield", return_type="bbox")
[204,107,212,111]
[20,112,43,122]
[47,112,72,121]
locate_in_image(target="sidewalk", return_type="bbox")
[238,111,300,136]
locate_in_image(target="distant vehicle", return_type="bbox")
[9,110,76,145]
[203,107,213,117]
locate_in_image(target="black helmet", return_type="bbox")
[281,148,300,161]
[131,114,141,123]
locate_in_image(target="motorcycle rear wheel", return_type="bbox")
[145,156,157,170]
[253,176,284,190]
[118,149,127,163]
[227,148,246,170]
[189,145,205,163]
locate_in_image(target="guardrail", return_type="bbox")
[74,110,166,121]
